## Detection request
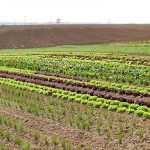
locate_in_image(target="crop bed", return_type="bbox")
[0,44,150,150]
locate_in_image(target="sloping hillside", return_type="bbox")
[0,24,150,49]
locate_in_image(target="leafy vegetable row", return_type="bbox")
[0,66,150,95]
[0,56,149,85]
[0,70,149,107]
[38,52,150,66]
[0,77,150,118]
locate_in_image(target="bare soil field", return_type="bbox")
[0,24,150,49]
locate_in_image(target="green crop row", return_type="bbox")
[0,66,149,94]
[0,56,149,86]
[0,77,150,118]
[36,51,150,66]
[0,114,24,133]
[0,128,31,150]
[90,80,150,94]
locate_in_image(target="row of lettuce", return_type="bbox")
[0,56,149,86]
[1,46,150,62]
[0,67,150,94]
[36,52,150,66]
[0,77,150,118]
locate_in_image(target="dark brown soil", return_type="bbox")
[1,24,150,49]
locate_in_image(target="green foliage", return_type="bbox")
[108,105,118,111]
[138,106,149,111]
[135,110,144,116]
[143,112,150,118]
[137,128,144,139]
[22,140,31,150]
[119,102,129,108]
[117,107,127,113]
[15,137,22,146]
[117,123,123,144]
[60,137,67,150]
[110,100,120,106]
[126,108,135,114]
[51,135,58,146]
[129,104,139,110]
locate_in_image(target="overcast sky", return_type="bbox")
[0,0,150,23]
